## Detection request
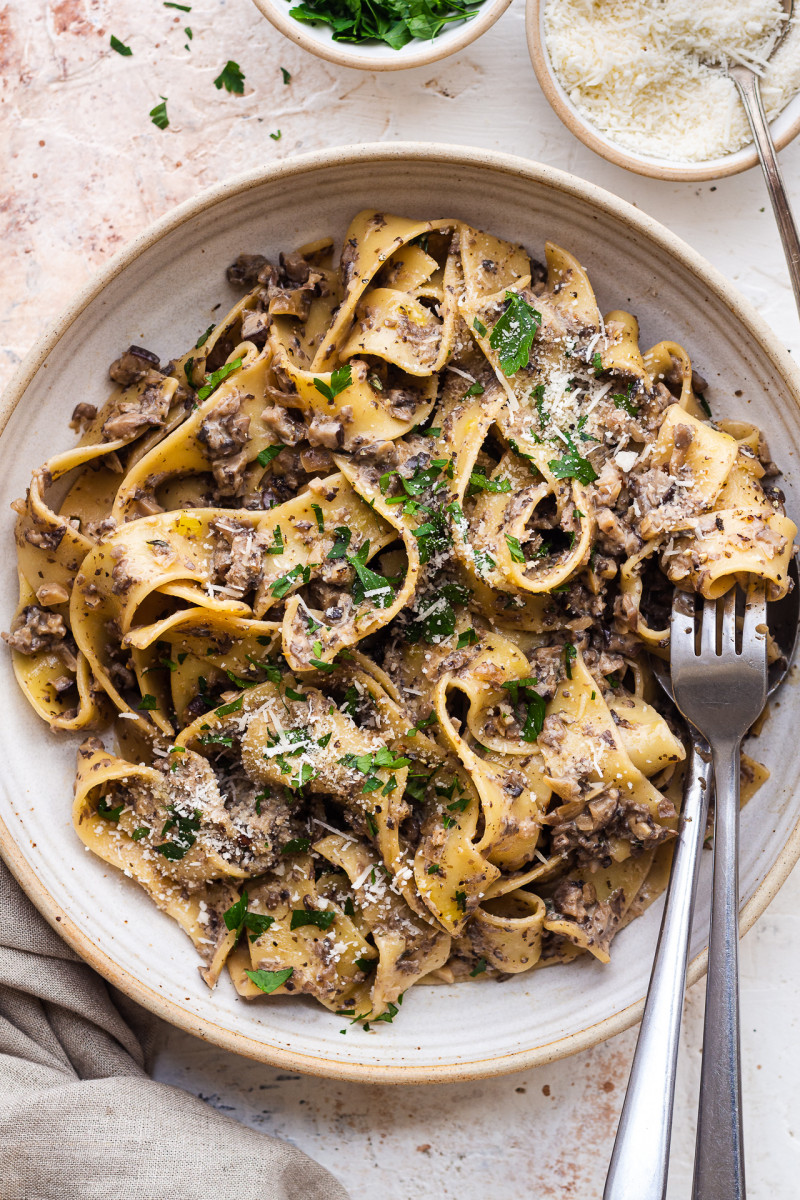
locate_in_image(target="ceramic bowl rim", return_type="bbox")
[525,0,800,182]
[2,141,800,1083]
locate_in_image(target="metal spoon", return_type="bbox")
[604,559,800,1200]
[707,0,800,318]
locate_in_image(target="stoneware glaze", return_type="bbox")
[526,0,800,182]
[250,0,513,71]
[2,144,800,1082]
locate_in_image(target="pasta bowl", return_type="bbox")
[249,0,513,72]
[2,144,800,1083]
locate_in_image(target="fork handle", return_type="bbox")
[731,67,800,319]
[692,738,745,1200]
[604,736,713,1200]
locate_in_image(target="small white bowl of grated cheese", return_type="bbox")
[527,0,800,180]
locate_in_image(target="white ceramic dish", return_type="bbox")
[526,0,800,182]
[250,0,512,71]
[2,144,800,1084]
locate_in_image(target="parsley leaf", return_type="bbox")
[612,381,638,417]
[548,430,598,485]
[470,957,487,976]
[313,364,352,403]
[138,694,158,711]
[456,628,478,649]
[257,443,285,468]
[564,642,577,679]
[214,60,245,94]
[506,534,526,563]
[270,563,311,599]
[473,317,487,337]
[197,356,243,401]
[327,526,352,560]
[348,541,395,608]
[489,292,542,375]
[149,97,169,130]
[195,325,215,348]
[246,967,293,994]
[110,35,132,56]
[98,799,123,821]
[501,676,546,742]
[281,66,292,84]
[468,471,511,494]
[282,837,311,854]
[290,908,336,931]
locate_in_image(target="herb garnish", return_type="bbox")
[214,61,245,94]
[224,890,275,942]
[155,806,201,860]
[288,0,483,49]
[197,356,243,401]
[548,429,598,485]
[149,97,169,130]
[110,35,132,56]
[612,381,638,417]
[246,967,293,993]
[501,676,546,742]
[281,67,292,84]
[257,444,285,468]
[313,364,352,403]
[290,908,336,931]
[468,471,511,495]
[489,292,542,376]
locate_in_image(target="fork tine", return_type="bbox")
[720,588,737,654]
[669,589,696,665]
[742,581,768,662]
[700,596,718,658]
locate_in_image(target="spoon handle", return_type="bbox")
[604,737,713,1200]
[732,66,800,319]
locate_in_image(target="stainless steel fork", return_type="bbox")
[670,585,768,1200]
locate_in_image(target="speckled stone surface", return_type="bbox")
[3,3,800,1197]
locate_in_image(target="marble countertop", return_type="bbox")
[3,2,800,1196]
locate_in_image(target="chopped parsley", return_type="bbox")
[224,890,275,942]
[311,503,325,533]
[406,581,470,644]
[282,837,311,854]
[592,351,603,374]
[548,429,598,485]
[313,363,352,403]
[214,60,245,94]
[281,66,292,84]
[470,957,487,976]
[270,563,312,599]
[257,443,285,468]
[533,382,549,426]
[506,534,526,563]
[464,381,485,398]
[407,711,438,737]
[97,799,123,821]
[131,826,150,841]
[197,356,243,401]
[468,471,511,494]
[501,676,546,742]
[164,2,192,8]
[149,97,169,130]
[265,526,284,556]
[270,130,282,141]
[110,35,132,56]
[699,393,712,418]
[154,806,201,861]
[288,0,483,47]
[290,908,336,931]
[473,317,487,337]
[456,628,479,649]
[327,526,352,560]
[138,694,158,711]
[564,642,577,679]
[347,541,396,609]
[612,381,638,417]
[489,292,542,376]
[245,967,293,994]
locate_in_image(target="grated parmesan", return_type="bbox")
[544,0,800,162]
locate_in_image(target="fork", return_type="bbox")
[670,585,768,1200]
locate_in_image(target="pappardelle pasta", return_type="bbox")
[5,212,795,1024]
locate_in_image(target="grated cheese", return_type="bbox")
[544,0,800,162]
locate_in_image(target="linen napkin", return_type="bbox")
[0,860,350,1200]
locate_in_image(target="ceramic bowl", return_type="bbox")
[250,0,513,71]
[2,144,800,1083]
[526,0,800,182]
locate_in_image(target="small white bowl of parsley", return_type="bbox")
[250,0,513,70]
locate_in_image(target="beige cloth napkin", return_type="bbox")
[0,861,350,1200]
